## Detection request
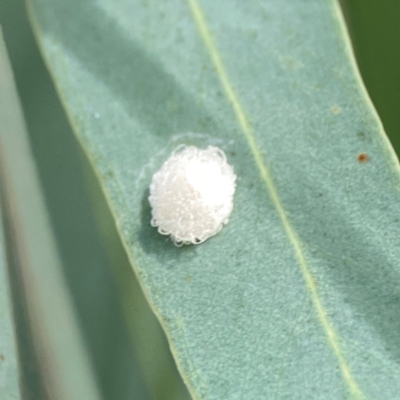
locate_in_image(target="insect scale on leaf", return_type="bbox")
[149,145,236,246]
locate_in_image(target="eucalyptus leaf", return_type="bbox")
[28,0,400,398]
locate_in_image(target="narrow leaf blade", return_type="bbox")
[28,1,400,398]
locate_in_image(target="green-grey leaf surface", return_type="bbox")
[28,0,400,398]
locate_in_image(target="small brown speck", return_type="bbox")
[0,355,4,361]
[331,105,341,115]
[358,153,369,163]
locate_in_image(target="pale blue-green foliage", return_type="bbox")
[28,0,400,398]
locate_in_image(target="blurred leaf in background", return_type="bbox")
[0,27,104,400]
[342,0,400,152]
[0,0,188,399]
[0,212,21,399]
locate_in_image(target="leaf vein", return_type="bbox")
[186,0,364,397]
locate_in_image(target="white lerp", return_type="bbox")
[149,145,236,245]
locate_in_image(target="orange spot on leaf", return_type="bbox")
[358,153,369,163]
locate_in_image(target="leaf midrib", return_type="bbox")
[186,0,363,397]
